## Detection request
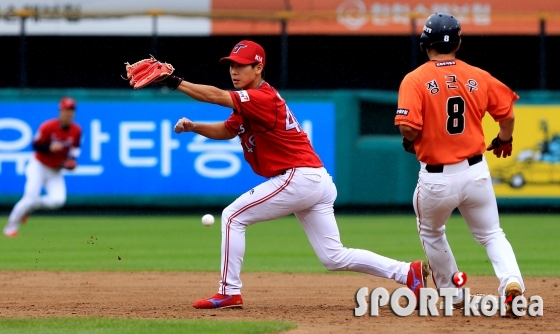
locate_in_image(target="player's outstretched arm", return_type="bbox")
[174,81,234,109]
[174,117,236,140]
[123,56,234,109]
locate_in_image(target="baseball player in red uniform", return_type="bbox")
[3,97,82,237]
[395,13,524,312]
[125,40,429,309]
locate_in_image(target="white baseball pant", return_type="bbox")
[218,166,410,295]
[4,156,66,234]
[413,156,524,300]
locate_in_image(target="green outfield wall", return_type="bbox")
[1,89,560,209]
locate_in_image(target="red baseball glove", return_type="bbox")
[124,55,175,89]
[63,158,77,170]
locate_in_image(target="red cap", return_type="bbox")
[219,40,265,66]
[59,97,76,110]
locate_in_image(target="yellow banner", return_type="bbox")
[483,105,560,197]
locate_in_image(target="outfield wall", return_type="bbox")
[1,89,559,209]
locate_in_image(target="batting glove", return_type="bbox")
[402,137,416,154]
[486,134,513,158]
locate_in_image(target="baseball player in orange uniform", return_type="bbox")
[395,13,524,311]
[3,97,81,237]
[125,40,429,309]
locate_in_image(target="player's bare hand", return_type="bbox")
[50,141,64,152]
[63,158,77,170]
[174,117,195,133]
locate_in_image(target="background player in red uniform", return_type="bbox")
[3,97,82,237]
[394,13,524,312]
[127,40,429,309]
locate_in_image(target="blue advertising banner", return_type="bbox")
[0,101,335,196]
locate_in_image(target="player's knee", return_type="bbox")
[221,207,232,225]
[318,254,346,271]
[45,196,66,209]
[21,194,40,205]
[322,261,340,271]
[472,230,505,246]
[473,235,487,245]
[221,205,252,229]
[221,206,242,228]
[53,199,65,209]
[419,224,445,237]
[322,260,347,271]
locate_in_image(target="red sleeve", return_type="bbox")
[395,72,423,131]
[485,72,519,122]
[228,89,275,128]
[224,111,243,134]
[33,121,53,145]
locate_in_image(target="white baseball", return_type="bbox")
[201,214,215,226]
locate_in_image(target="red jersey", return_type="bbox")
[224,81,323,178]
[395,59,518,165]
[33,119,82,169]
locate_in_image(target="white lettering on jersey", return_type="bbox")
[285,105,301,133]
[435,61,456,67]
[238,124,246,136]
[243,142,254,153]
[243,135,256,153]
[236,90,250,102]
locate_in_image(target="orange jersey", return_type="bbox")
[394,59,519,165]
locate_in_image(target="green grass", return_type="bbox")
[0,318,297,334]
[0,214,558,276]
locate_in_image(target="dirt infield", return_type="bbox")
[0,271,558,333]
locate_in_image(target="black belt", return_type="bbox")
[425,154,483,173]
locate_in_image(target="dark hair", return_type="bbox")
[431,43,459,55]
[251,62,265,79]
